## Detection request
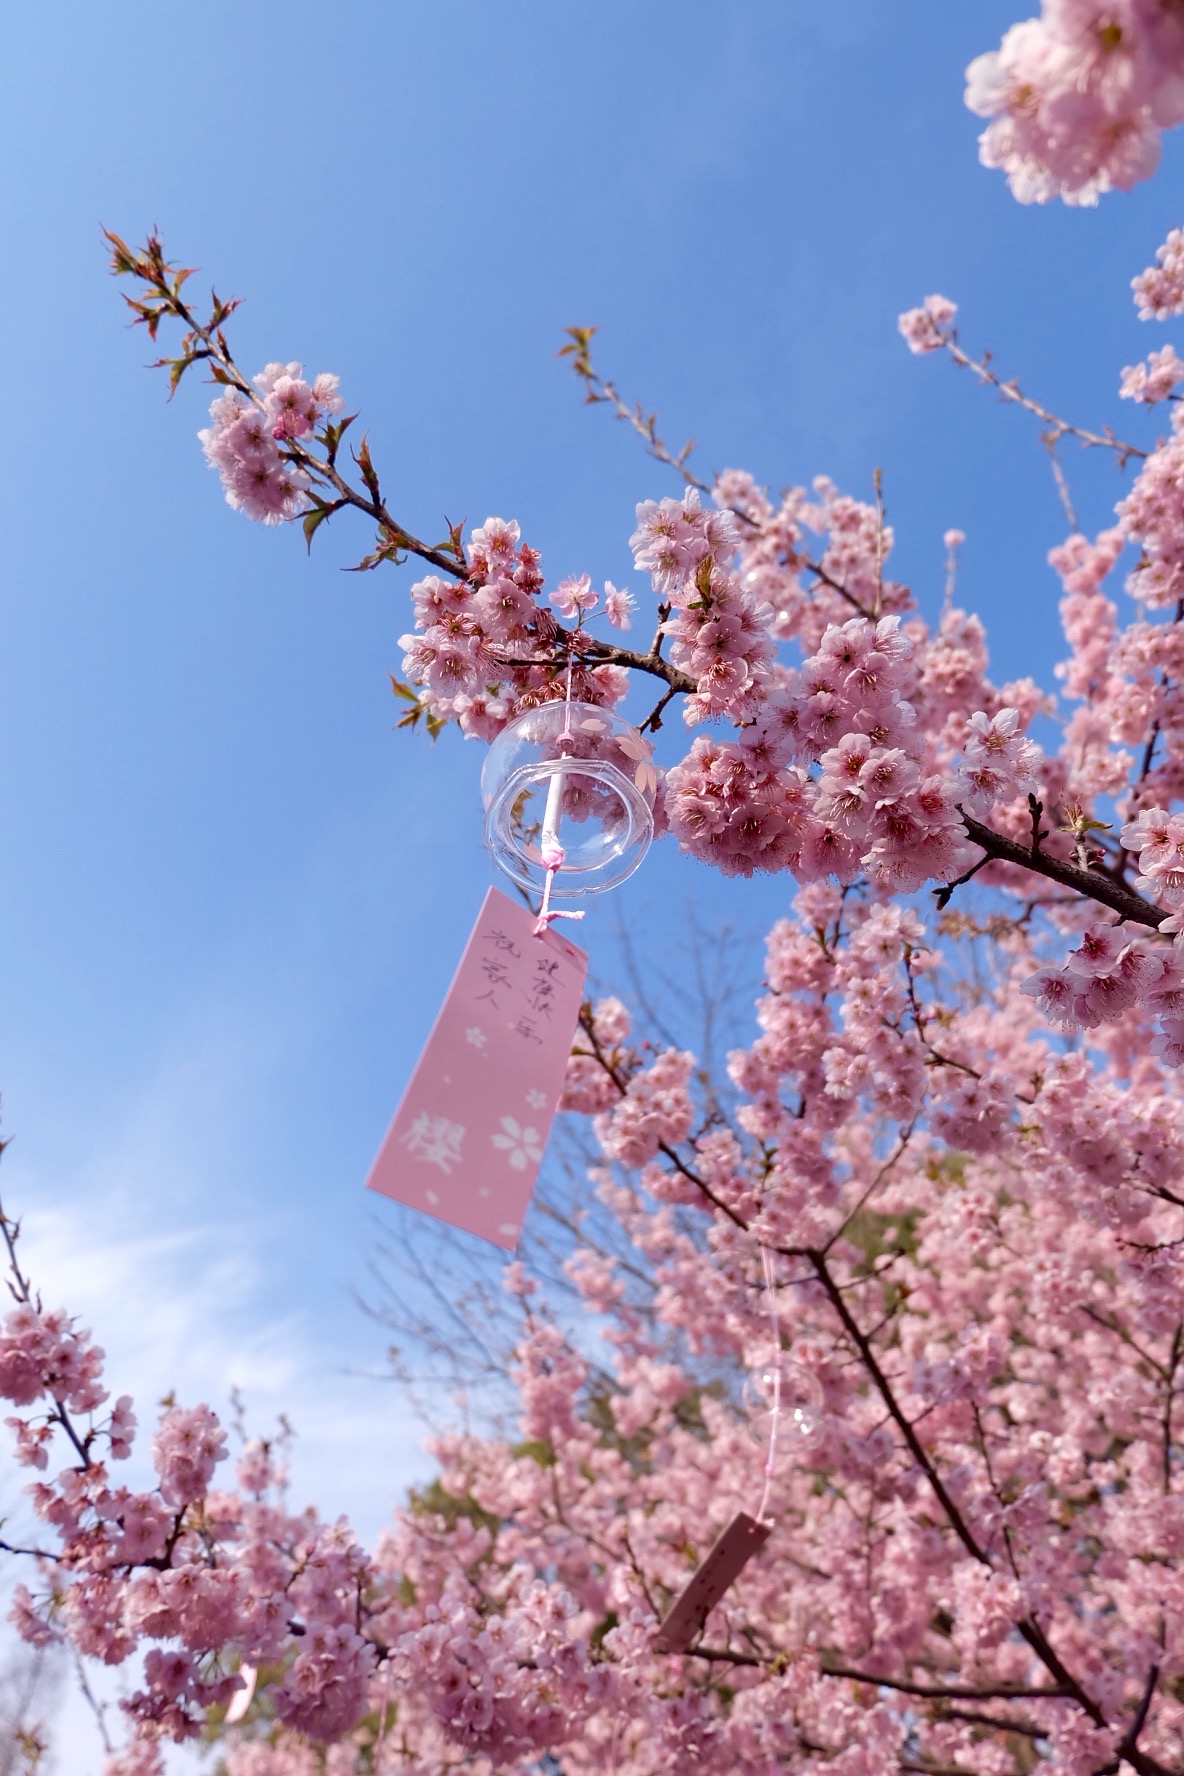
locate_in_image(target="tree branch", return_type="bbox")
[806,1250,1175,1776]
[820,1666,1067,1702]
[959,813,1165,931]
[936,332,1146,467]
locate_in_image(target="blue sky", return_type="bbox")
[0,3,1181,1755]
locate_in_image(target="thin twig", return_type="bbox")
[936,330,1146,467]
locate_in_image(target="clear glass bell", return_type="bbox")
[742,1359,824,1453]
[481,700,656,898]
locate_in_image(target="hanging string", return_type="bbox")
[533,640,587,938]
[755,1244,783,1526]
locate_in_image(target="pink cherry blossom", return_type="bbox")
[953,707,1044,815]
[1133,225,1184,318]
[604,581,634,629]
[550,574,599,620]
[1120,342,1184,402]
[967,5,1184,205]
[898,294,958,353]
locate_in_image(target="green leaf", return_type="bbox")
[510,1438,555,1467]
[323,412,358,468]
[355,434,381,504]
[389,675,420,704]
[434,516,468,562]
[589,1610,619,1653]
[302,506,332,552]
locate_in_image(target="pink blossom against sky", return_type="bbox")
[2,3,1184,1761]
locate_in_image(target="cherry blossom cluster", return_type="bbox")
[1117,395,1184,609]
[389,1574,610,1762]
[1120,343,1184,403]
[1,1302,109,1419]
[397,518,630,742]
[0,1279,395,1764]
[966,1,1184,204]
[198,362,344,525]
[952,708,1043,815]
[658,606,1005,891]
[1022,918,1168,1029]
[561,996,633,1114]
[594,1045,696,1167]
[630,489,772,721]
[1133,225,1184,319]
[897,293,959,355]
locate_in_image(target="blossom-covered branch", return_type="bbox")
[108,223,1184,1071]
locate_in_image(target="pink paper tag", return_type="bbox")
[366,886,588,1250]
[652,1511,772,1653]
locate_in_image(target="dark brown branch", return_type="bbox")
[0,1537,59,1562]
[821,1121,917,1256]
[940,1706,1044,1740]
[110,233,470,585]
[806,1251,1175,1776]
[575,1009,749,1232]
[640,685,680,734]
[694,1646,1070,1704]
[806,1251,988,1565]
[579,634,696,694]
[959,813,1165,931]
[805,1250,1178,1776]
[820,1666,1067,1702]
[292,451,476,582]
[1116,1666,1160,1769]
[1079,1305,1171,1383]
[563,331,874,613]
[1164,1328,1182,1494]
[933,853,990,911]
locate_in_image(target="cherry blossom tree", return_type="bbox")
[6,8,1184,1773]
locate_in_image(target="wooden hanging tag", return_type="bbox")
[652,1510,771,1654]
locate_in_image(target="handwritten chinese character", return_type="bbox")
[524,955,561,1015]
[509,1015,544,1045]
[483,928,522,959]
